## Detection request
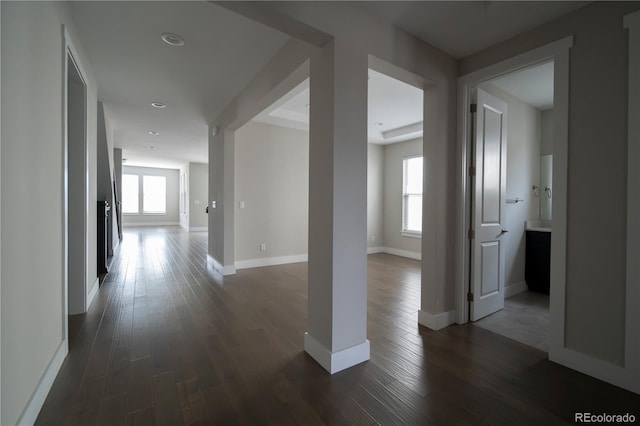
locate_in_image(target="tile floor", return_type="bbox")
[474,290,550,352]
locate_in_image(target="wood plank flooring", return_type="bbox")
[36,227,640,425]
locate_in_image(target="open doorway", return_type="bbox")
[66,51,89,319]
[471,61,555,352]
[233,79,310,271]
[366,66,424,334]
[456,37,572,358]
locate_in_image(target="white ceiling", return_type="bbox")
[69,1,290,169]
[489,61,554,110]
[68,1,585,168]
[253,70,423,145]
[357,1,589,59]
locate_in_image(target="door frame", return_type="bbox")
[454,37,573,356]
[62,25,90,341]
[624,10,640,393]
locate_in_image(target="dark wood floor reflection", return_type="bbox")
[36,227,639,425]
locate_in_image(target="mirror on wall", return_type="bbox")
[540,155,553,221]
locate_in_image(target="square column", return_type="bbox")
[305,39,369,373]
[207,128,236,275]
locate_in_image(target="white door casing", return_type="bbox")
[470,88,508,321]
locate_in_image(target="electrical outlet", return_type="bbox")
[211,201,216,208]
[260,243,266,252]
[239,201,245,209]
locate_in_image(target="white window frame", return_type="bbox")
[401,155,423,237]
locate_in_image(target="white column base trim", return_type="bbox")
[505,281,528,298]
[236,254,308,270]
[87,277,99,309]
[550,346,640,395]
[418,309,456,331]
[207,254,236,275]
[16,339,68,425]
[189,227,207,232]
[304,333,370,374]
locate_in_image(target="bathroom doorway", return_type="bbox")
[471,61,554,352]
[456,38,572,357]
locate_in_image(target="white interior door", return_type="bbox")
[470,88,508,321]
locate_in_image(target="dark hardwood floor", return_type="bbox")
[36,227,640,425]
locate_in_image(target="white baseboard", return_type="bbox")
[123,222,180,227]
[380,247,421,260]
[235,254,308,270]
[418,309,456,331]
[367,246,384,254]
[207,254,236,275]
[505,281,528,298]
[550,346,640,395]
[189,227,207,232]
[304,333,370,374]
[16,339,68,425]
[87,277,99,310]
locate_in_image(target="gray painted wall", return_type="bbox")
[367,144,384,249]
[383,139,422,255]
[481,83,541,290]
[234,121,309,261]
[122,166,180,226]
[189,163,208,230]
[1,2,98,423]
[460,1,640,367]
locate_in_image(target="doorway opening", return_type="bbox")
[470,61,554,352]
[66,50,89,322]
[233,78,310,271]
[457,38,572,358]
[366,65,424,331]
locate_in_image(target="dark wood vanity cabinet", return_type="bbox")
[525,230,551,294]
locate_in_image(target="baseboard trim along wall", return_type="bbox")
[304,332,370,374]
[418,309,456,331]
[87,277,99,310]
[189,227,207,232]
[233,248,422,271]
[235,254,308,270]
[505,281,528,298]
[550,346,640,395]
[122,222,180,227]
[16,340,68,425]
[368,246,421,260]
[207,254,236,275]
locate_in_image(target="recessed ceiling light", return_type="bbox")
[151,102,166,109]
[161,32,184,47]
[375,122,383,126]
[148,131,159,136]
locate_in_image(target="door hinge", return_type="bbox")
[470,103,477,113]
[469,166,476,177]
[467,292,474,302]
[468,229,475,239]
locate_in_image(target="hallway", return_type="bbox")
[36,227,640,425]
